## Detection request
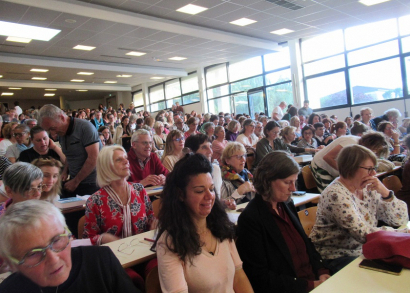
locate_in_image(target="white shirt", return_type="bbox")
[271,106,283,120]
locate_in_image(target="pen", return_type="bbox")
[144,238,155,243]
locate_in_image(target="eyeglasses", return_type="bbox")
[136,141,152,146]
[13,132,27,137]
[359,166,378,175]
[117,238,152,255]
[230,154,247,160]
[9,229,72,268]
[26,184,45,196]
[173,137,185,142]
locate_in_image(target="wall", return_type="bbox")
[67,99,104,110]
[116,91,133,109]
[0,98,59,111]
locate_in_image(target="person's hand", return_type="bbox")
[140,175,162,187]
[48,138,56,150]
[392,130,400,142]
[319,274,331,282]
[318,145,325,150]
[64,179,79,192]
[237,181,255,195]
[158,174,166,185]
[223,198,237,210]
[101,233,121,244]
[361,175,390,197]
[61,169,68,181]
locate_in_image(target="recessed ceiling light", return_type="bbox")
[77,72,94,75]
[176,4,208,15]
[0,21,60,41]
[76,90,88,92]
[6,36,31,43]
[45,89,56,91]
[8,87,22,90]
[73,45,95,51]
[150,77,165,80]
[168,57,187,61]
[44,93,55,97]
[30,68,49,72]
[65,19,77,23]
[116,74,132,78]
[229,18,257,26]
[71,79,84,82]
[0,75,2,78]
[270,28,294,35]
[126,51,146,56]
[104,81,117,84]
[359,0,390,5]
[32,77,47,80]
[1,92,14,96]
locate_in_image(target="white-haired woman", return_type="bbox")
[153,121,167,150]
[83,145,155,245]
[0,200,140,292]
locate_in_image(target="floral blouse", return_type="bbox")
[83,182,155,245]
[310,179,408,259]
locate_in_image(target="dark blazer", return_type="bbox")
[236,194,326,293]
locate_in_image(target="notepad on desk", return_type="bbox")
[55,197,86,209]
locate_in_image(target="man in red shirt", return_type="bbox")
[128,129,168,186]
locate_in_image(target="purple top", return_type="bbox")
[225,130,238,142]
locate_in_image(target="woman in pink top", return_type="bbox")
[154,154,254,293]
[184,117,200,139]
[212,126,228,165]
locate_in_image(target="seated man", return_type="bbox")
[19,126,66,164]
[128,129,168,186]
[312,122,333,147]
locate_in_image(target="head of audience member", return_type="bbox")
[254,151,299,203]
[13,124,30,146]
[174,117,184,131]
[94,111,102,121]
[187,117,199,133]
[30,126,51,154]
[8,109,17,120]
[121,115,129,128]
[214,125,226,141]
[238,116,246,127]
[322,118,331,131]
[131,129,153,161]
[3,162,44,205]
[353,114,361,121]
[287,106,297,117]
[277,120,289,128]
[259,116,268,128]
[210,115,218,126]
[18,114,24,121]
[330,114,338,122]
[144,117,155,129]
[331,121,347,137]
[350,121,369,136]
[254,121,263,137]
[32,158,62,202]
[154,121,165,136]
[313,122,325,138]
[344,116,353,128]
[301,125,315,143]
[163,130,184,158]
[402,134,410,153]
[384,108,401,123]
[308,113,321,125]
[185,134,212,162]
[221,142,247,173]
[202,122,215,138]
[377,121,396,138]
[227,120,240,134]
[106,113,114,125]
[2,122,18,140]
[358,132,390,159]
[298,115,306,126]
[224,115,232,126]
[38,105,70,137]
[303,101,310,109]
[98,126,113,145]
[264,121,281,142]
[279,101,287,110]
[218,116,225,126]
[202,113,211,123]
[290,116,300,130]
[240,119,256,136]
[96,145,130,188]
[281,126,297,144]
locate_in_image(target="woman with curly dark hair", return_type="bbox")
[154,153,253,293]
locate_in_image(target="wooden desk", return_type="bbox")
[145,186,163,197]
[60,205,86,214]
[311,255,410,293]
[103,230,156,268]
[376,166,401,178]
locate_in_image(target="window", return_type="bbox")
[304,55,345,76]
[149,85,164,103]
[266,83,293,115]
[181,73,199,93]
[228,56,262,82]
[399,15,410,36]
[347,41,399,66]
[230,76,263,94]
[165,79,181,99]
[207,85,229,99]
[265,69,292,85]
[132,90,143,107]
[206,64,228,88]
[208,96,231,114]
[150,101,166,112]
[301,30,344,63]
[183,92,200,104]
[264,50,291,72]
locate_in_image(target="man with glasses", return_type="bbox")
[128,129,168,186]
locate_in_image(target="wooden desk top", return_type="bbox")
[376,166,401,178]
[145,186,163,197]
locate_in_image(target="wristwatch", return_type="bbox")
[382,190,394,200]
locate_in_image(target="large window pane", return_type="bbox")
[233,93,249,115]
[399,15,410,36]
[301,30,344,62]
[206,64,227,87]
[165,79,181,99]
[230,76,263,94]
[149,84,164,103]
[265,69,291,85]
[207,85,229,99]
[350,58,403,105]
[248,91,265,118]
[266,82,293,116]
[166,97,182,109]
[304,55,345,76]
[345,19,398,51]
[181,73,199,94]
[183,92,200,104]
[402,36,410,53]
[133,90,143,107]
[209,96,231,114]
[229,56,263,82]
[264,50,290,72]
[347,41,399,66]
[150,101,166,112]
[306,72,347,109]
[406,56,410,93]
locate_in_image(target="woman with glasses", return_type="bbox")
[32,157,63,203]
[310,145,408,273]
[297,125,324,152]
[0,122,18,156]
[184,117,200,139]
[236,119,258,152]
[378,121,402,154]
[162,130,185,172]
[98,126,114,146]
[221,142,255,205]
[0,200,141,293]
[5,124,32,163]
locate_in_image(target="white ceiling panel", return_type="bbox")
[199,2,242,19]
[118,1,151,13]
[0,2,28,22]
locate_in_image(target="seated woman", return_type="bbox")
[297,125,325,151]
[98,126,114,146]
[221,142,255,204]
[225,120,240,141]
[236,119,258,152]
[19,126,66,164]
[330,121,347,139]
[236,152,330,293]
[202,122,215,142]
[0,200,140,293]
[310,145,408,272]
[397,133,410,216]
[377,121,402,154]
[344,116,353,135]
[308,113,321,125]
[83,145,155,245]
[153,121,167,150]
[184,117,200,139]
[5,124,32,163]
[0,122,17,156]
[290,116,302,139]
[211,126,228,165]
[113,116,132,145]
[32,157,63,203]
[154,154,254,293]
[161,130,185,172]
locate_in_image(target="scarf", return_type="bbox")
[94,118,105,129]
[104,184,132,238]
[16,142,32,152]
[221,165,253,190]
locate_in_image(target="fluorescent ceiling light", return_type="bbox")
[104,81,117,84]
[73,45,95,51]
[44,93,55,97]
[229,18,257,26]
[45,89,56,91]
[71,79,84,82]
[9,87,22,90]
[126,51,146,56]
[76,90,88,92]
[6,36,31,43]
[116,74,132,78]
[270,28,294,35]
[32,77,47,80]
[168,57,187,61]
[359,0,390,5]
[0,75,2,78]
[77,72,94,75]
[176,4,208,15]
[31,68,48,72]
[1,92,13,96]
[150,77,165,80]
[0,21,60,41]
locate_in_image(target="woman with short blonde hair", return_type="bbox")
[162,130,185,172]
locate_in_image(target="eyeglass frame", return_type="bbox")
[230,154,247,160]
[26,184,45,196]
[173,137,185,142]
[13,131,28,137]
[135,140,152,146]
[359,166,378,175]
